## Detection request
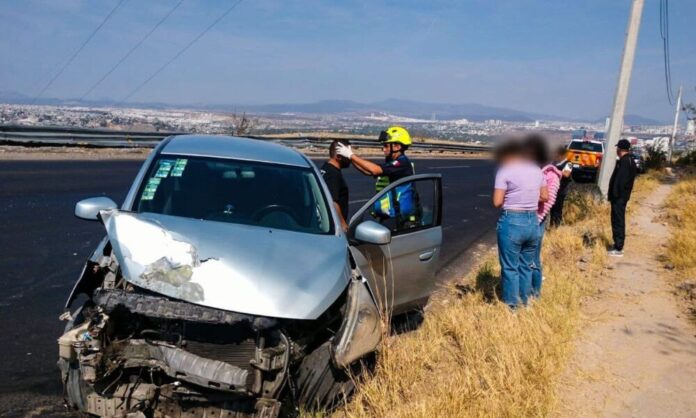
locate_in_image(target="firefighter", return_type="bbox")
[336,126,418,223]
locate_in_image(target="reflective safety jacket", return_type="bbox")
[374,183,417,219]
[373,155,416,219]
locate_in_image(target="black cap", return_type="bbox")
[616,139,631,150]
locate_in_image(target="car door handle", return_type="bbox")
[419,250,434,261]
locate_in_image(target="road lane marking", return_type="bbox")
[427,165,471,169]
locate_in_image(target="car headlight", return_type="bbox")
[331,278,381,368]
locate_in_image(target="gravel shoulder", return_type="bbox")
[555,183,696,417]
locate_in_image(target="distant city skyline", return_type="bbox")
[1,0,694,122]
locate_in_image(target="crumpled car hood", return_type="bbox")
[100,210,349,320]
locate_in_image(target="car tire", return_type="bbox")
[294,341,359,412]
[61,304,94,413]
[65,361,92,412]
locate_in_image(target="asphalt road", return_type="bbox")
[0,157,496,414]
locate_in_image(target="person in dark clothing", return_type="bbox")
[607,139,637,257]
[550,145,573,227]
[321,139,351,232]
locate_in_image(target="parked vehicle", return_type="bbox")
[571,129,587,140]
[566,139,605,181]
[57,135,443,417]
[631,147,646,173]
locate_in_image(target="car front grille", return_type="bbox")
[183,338,257,373]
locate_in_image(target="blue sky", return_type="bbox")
[1,0,694,121]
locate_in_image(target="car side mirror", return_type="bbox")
[75,197,118,221]
[354,220,391,245]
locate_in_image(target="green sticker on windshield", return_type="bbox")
[141,177,161,201]
[155,160,173,178]
[170,159,188,177]
[141,190,155,201]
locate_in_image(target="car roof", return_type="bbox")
[159,135,310,168]
[570,139,604,145]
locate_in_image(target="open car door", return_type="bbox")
[348,174,442,314]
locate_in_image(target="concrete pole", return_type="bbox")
[598,0,644,197]
[667,85,683,163]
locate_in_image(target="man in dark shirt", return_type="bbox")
[607,139,637,257]
[321,139,351,232]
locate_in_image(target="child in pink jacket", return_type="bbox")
[524,135,562,297]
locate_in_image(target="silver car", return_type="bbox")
[57,135,442,417]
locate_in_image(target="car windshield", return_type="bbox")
[135,156,333,235]
[569,141,603,153]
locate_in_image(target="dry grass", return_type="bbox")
[661,173,696,322]
[326,182,635,418]
[663,175,696,277]
[629,170,663,200]
[316,176,659,418]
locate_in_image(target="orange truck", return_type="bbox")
[566,139,605,181]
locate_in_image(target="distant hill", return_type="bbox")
[233,98,569,122]
[592,114,666,127]
[623,114,665,126]
[0,91,667,125]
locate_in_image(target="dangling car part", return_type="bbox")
[57,135,442,417]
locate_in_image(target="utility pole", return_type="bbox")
[668,85,683,163]
[598,0,645,197]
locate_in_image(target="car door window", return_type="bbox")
[352,176,441,236]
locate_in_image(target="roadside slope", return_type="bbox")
[555,183,696,417]
[338,185,613,417]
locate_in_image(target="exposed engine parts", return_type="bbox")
[93,288,277,330]
[58,276,381,417]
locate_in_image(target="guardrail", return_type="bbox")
[0,125,492,153]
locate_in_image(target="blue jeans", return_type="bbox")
[496,211,540,307]
[531,219,547,297]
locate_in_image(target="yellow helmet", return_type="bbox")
[378,126,412,146]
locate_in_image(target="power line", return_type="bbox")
[660,0,675,105]
[31,0,128,104]
[119,0,244,105]
[80,0,185,100]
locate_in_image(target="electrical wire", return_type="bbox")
[80,0,185,100]
[660,0,675,105]
[118,0,244,105]
[31,0,128,104]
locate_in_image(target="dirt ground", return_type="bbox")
[555,183,696,417]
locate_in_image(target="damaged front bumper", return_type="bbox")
[58,290,291,417]
[66,380,282,418]
[58,277,381,417]
[58,218,382,418]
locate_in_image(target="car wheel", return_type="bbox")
[294,341,362,412]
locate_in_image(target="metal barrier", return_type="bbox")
[0,125,492,153]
